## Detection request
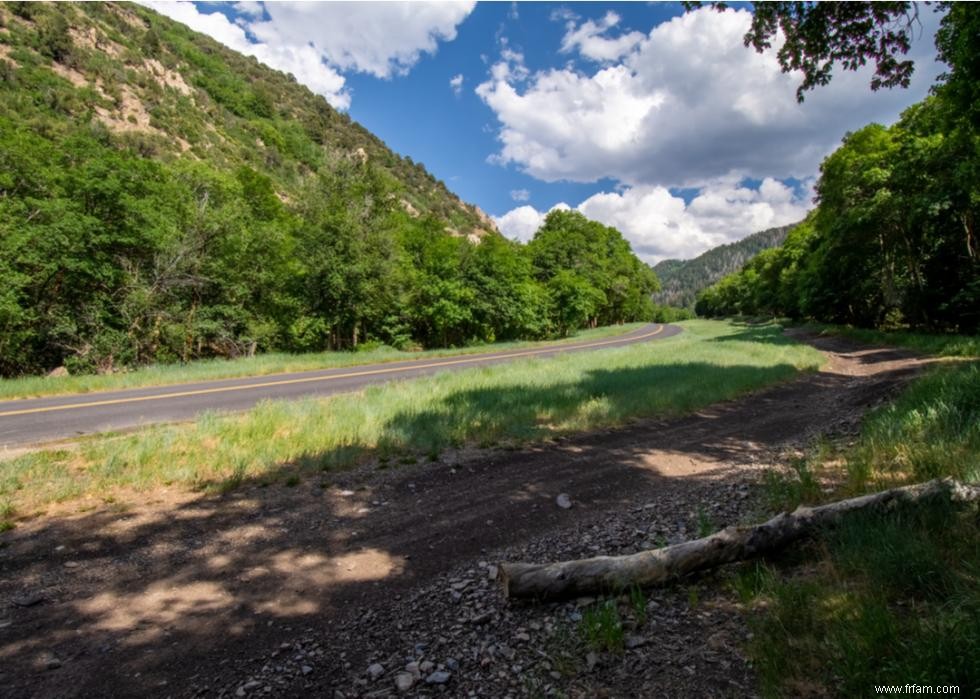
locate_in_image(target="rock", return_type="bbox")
[12,592,45,607]
[394,672,415,692]
[419,660,434,674]
[425,670,451,685]
[366,663,385,680]
[445,658,459,671]
[556,493,572,509]
[486,564,499,580]
[40,651,61,671]
[586,651,599,672]
[404,661,420,678]
[625,635,647,649]
[46,366,69,378]
[301,665,313,676]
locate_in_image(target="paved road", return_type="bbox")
[0,323,681,448]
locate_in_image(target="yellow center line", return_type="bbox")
[0,325,666,418]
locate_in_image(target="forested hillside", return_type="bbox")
[0,2,658,377]
[696,5,979,334]
[652,224,795,308]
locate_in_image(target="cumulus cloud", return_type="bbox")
[251,2,475,79]
[560,11,644,62]
[510,188,530,202]
[141,1,475,108]
[478,6,943,188]
[450,73,464,95]
[495,202,570,243]
[496,177,811,262]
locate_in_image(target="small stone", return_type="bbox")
[419,661,434,674]
[12,592,45,607]
[586,652,598,671]
[41,652,61,671]
[301,665,313,676]
[367,663,385,680]
[625,635,646,649]
[445,658,459,672]
[486,565,498,580]
[236,689,246,697]
[405,661,420,678]
[394,672,415,692]
[556,493,572,509]
[425,671,451,685]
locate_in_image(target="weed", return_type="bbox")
[695,506,715,537]
[628,585,647,626]
[579,599,625,653]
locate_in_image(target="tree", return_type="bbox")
[686,2,927,102]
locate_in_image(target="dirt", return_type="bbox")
[0,332,933,698]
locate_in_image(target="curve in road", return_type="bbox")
[0,323,682,448]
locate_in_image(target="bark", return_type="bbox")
[500,478,979,601]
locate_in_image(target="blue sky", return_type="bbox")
[145,1,942,262]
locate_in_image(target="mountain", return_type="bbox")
[652,224,798,308]
[0,1,494,237]
[0,2,659,376]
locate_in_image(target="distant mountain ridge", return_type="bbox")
[652,224,798,308]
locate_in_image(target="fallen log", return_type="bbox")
[500,478,979,600]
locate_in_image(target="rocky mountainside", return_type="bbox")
[0,1,495,237]
[652,224,797,308]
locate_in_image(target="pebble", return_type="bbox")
[394,672,415,692]
[301,665,313,675]
[556,493,572,509]
[366,663,385,680]
[425,670,451,685]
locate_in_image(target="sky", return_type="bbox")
[142,1,944,264]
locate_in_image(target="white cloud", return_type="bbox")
[141,1,476,108]
[478,6,943,188]
[509,188,530,202]
[495,202,570,242]
[560,11,644,62]
[450,73,464,95]
[251,2,475,79]
[232,1,264,19]
[496,177,811,262]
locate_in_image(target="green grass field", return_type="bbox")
[0,319,823,524]
[0,323,646,401]
[740,359,980,697]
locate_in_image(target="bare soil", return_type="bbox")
[0,332,933,698]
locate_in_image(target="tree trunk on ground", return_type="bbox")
[499,478,979,601]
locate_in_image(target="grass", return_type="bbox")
[805,323,980,359]
[0,323,647,401]
[580,600,625,653]
[0,319,823,521]
[742,359,980,697]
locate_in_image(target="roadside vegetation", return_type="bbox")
[0,319,823,526]
[737,359,980,697]
[0,322,644,401]
[695,6,979,338]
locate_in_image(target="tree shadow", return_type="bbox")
[0,349,926,698]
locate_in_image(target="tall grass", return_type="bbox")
[0,319,822,521]
[745,360,980,697]
[0,323,646,401]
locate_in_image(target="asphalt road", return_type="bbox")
[0,323,681,448]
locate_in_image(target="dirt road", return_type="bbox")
[0,331,931,698]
